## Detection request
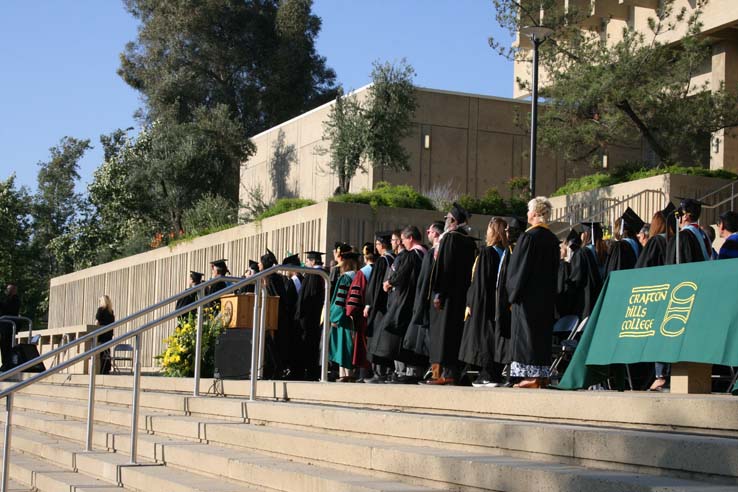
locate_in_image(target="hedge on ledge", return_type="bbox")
[256,198,317,220]
[457,188,528,217]
[330,182,435,210]
[552,165,738,196]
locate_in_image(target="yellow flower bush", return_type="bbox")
[157,308,223,377]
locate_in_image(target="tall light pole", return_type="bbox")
[520,26,553,197]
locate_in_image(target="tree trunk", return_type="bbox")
[615,99,671,165]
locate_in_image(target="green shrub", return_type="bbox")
[330,182,434,210]
[551,173,620,196]
[458,188,528,217]
[256,197,316,220]
[551,164,737,196]
[182,193,237,235]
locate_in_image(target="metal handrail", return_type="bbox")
[698,180,738,204]
[553,189,668,236]
[0,264,331,492]
[0,275,243,382]
[700,192,738,211]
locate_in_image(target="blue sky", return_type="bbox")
[0,1,514,193]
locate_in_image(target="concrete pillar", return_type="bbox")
[710,41,738,172]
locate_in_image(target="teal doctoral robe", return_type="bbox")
[329,271,356,368]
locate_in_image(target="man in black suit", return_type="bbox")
[0,284,21,370]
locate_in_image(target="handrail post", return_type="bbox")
[128,335,142,465]
[257,282,268,379]
[85,337,97,451]
[193,285,206,397]
[1,394,13,492]
[320,275,331,382]
[249,281,262,401]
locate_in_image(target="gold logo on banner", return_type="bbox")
[659,281,698,338]
[620,284,670,338]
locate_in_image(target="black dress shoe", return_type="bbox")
[388,375,420,384]
[364,375,386,384]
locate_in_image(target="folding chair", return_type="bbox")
[110,343,134,374]
[549,316,587,380]
[729,368,738,393]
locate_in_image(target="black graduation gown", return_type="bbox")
[556,260,572,317]
[604,240,639,278]
[263,274,291,378]
[369,248,424,361]
[365,253,394,338]
[635,235,667,268]
[665,228,709,265]
[429,229,477,365]
[402,245,436,362]
[280,275,299,375]
[505,225,559,366]
[494,246,513,364]
[294,267,326,379]
[564,247,603,320]
[204,277,229,311]
[329,265,341,299]
[175,282,203,319]
[458,246,501,368]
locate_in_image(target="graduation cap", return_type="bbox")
[189,271,204,283]
[661,202,677,218]
[620,207,645,235]
[448,202,470,224]
[209,259,230,274]
[678,197,702,218]
[334,242,352,254]
[261,249,277,269]
[340,251,360,261]
[659,202,678,233]
[580,222,603,242]
[248,260,259,272]
[506,216,527,230]
[282,253,301,266]
[362,242,376,256]
[374,232,393,247]
[564,229,581,247]
[305,251,324,263]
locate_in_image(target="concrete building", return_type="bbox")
[513,0,738,172]
[240,85,642,205]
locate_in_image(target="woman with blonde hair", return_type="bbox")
[459,217,508,387]
[95,295,115,375]
[505,197,559,388]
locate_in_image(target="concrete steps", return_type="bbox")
[9,379,738,482]
[41,373,738,435]
[2,376,738,491]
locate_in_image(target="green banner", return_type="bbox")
[558,258,738,393]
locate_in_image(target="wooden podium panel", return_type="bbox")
[220,294,279,331]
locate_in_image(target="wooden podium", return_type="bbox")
[220,294,279,331]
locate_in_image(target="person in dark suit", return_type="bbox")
[95,294,116,375]
[0,284,20,370]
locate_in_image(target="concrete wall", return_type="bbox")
[240,86,642,205]
[48,202,495,370]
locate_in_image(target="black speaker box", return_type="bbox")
[214,329,252,380]
[10,344,45,372]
